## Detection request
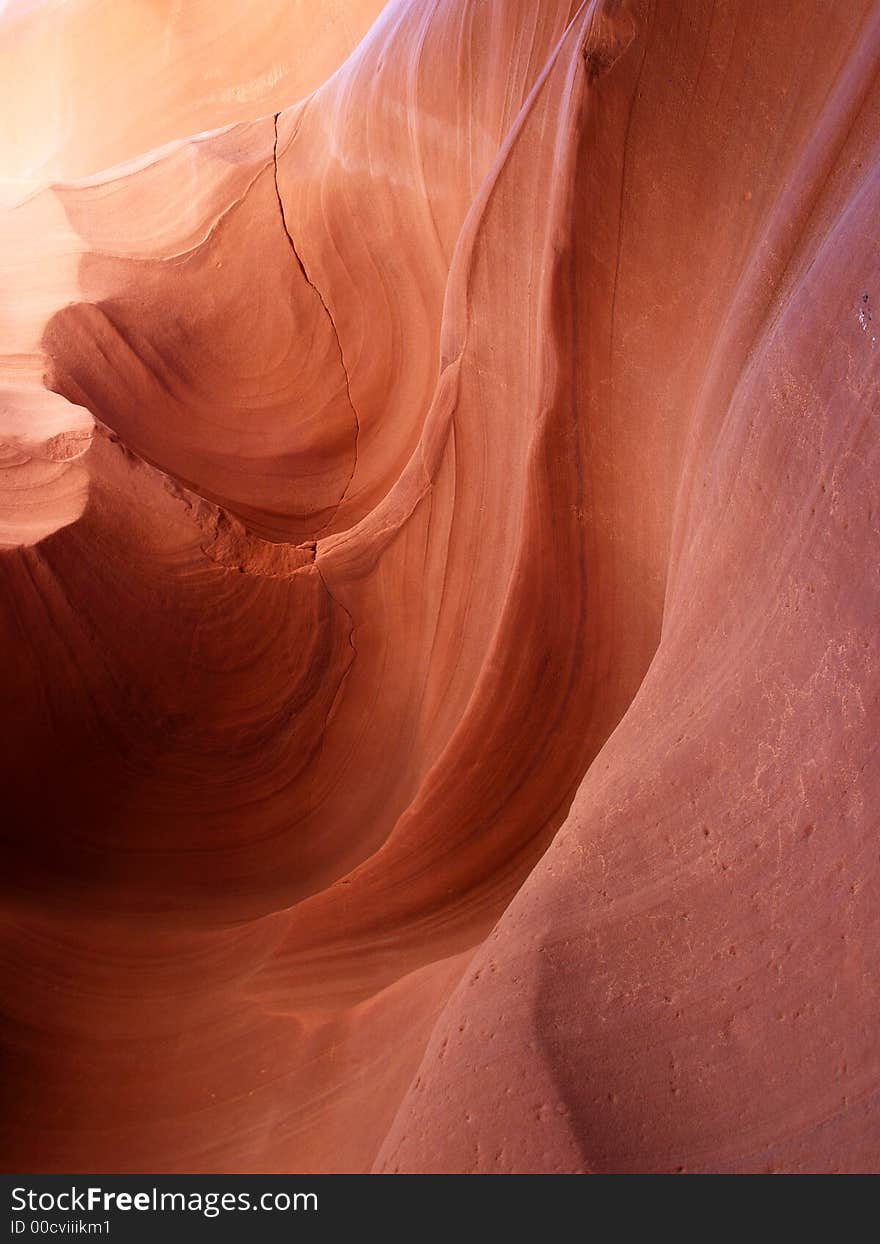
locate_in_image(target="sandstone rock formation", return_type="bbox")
[1,0,877,1173]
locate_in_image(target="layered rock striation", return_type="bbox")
[1,0,878,1173]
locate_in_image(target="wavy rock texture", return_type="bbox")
[1,0,878,1173]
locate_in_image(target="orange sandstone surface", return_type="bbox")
[0,0,878,1173]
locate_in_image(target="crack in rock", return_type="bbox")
[272,113,360,522]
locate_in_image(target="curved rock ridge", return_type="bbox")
[0,0,878,1173]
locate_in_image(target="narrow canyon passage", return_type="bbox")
[0,0,877,1173]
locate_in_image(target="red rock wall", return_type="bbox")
[1,0,877,1173]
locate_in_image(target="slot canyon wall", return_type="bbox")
[0,0,878,1173]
